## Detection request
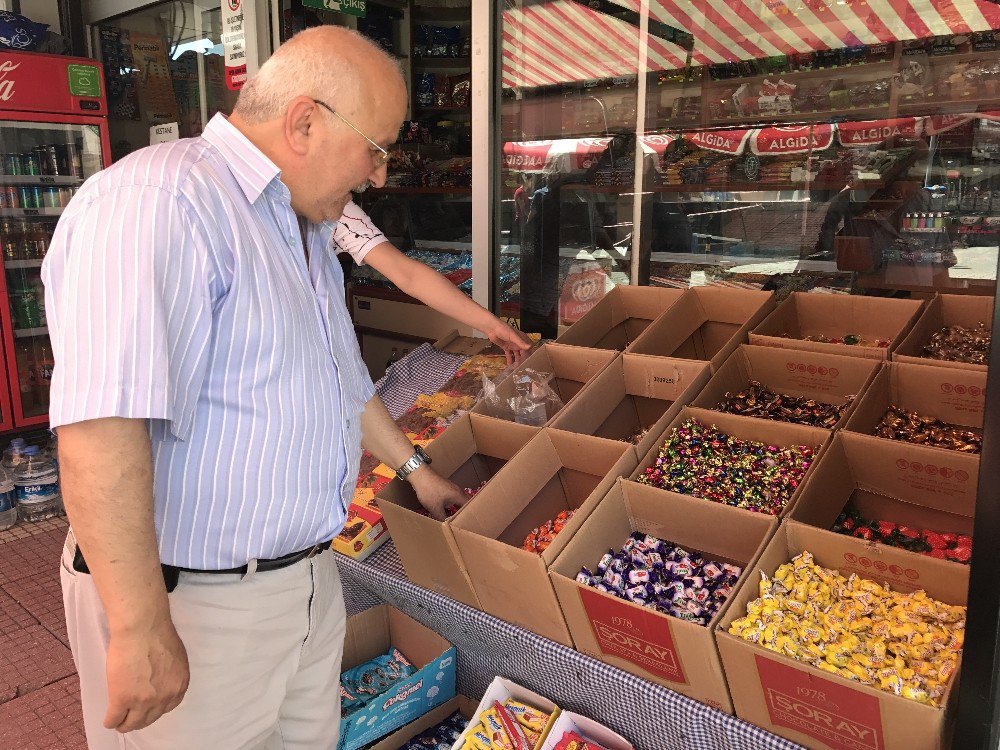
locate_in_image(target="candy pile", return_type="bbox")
[781,332,890,347]
[922,322,991,365]
[464,480,488,499]
[833,508,972,564]
[553,732,611,750]
[637,419,816,515]
[341,646,415,716]
[715,380,851,428]
[876,405,982,454]
[458,699,551,750]
[400,711,467,750]
[576,531,743,625]
[728,551,965,706]
[522,510,575,555]
[620,425,650,445]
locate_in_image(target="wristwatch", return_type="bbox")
[395,445,432,481]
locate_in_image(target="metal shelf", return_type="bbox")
[0,175,81,187]
[0,208,62,218]
[14,326,48,338]
[4,259,44,269]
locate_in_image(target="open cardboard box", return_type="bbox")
[451,429,638,646]
[368,695,479,750]
[376,414,540,608]
[844,361,986,450]
[549,353,711,458]
[894,294,994,373]
[554,286,686,351]
[625,287,775,371]
[632,406,830,518]
[539,710,635,750]
[340,606,457,750]
[716,521,968,750]
[549,478,777,713]
[450,677,561,750]
[749,292,923,361]
[790,433,975,579]
[472,344,618,425]
[691,344,880,431]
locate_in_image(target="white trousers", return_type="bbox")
[61,529,347,750]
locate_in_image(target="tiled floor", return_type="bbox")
[0,517,87,749]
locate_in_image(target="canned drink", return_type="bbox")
[65,142,82,178]
[3,154,20,175]
[5,185,18,209]
[40,146,59,176]
[18,186,34,209]
[29,187,42,208]
[42,188,59,209]
[21,153,40,176]
[58,187,73,206]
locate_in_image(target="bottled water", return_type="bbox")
[0,464,15,531]
[2,438,27,473]
[15,445,61,523]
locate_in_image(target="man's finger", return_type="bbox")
[104,701,129,730]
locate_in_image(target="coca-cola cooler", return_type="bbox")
[0,52,111,430]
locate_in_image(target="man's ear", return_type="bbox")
[284,96,317,157]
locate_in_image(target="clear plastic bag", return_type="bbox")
[480,367,564,426]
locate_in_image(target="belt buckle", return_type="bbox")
[305,543,323,560]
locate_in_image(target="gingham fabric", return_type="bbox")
[374,343,467,419]
[336,543,805,750]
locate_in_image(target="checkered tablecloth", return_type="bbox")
[335,543,805,750]
[374,343,468,419]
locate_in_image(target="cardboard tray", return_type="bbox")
[893,294,993,373]
[554,286,686,351]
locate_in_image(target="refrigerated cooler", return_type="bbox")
[0,51,110,430]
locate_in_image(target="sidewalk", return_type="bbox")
[0,516,86,749]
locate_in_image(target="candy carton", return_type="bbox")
[451,429,638,645]
[450,677,560,750]
[538,711,634,750]
[625,287,775,371]
[339,606,457,750]
[716,522,968,750]
[549,478,777,713]
[368,695,479,750]
[893,294,993,373]
[554,286,685,351]
[377,413,540,608]
[549,353,710,459]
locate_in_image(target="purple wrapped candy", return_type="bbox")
[576,568,596,586]
[646,551,664,568]
[625,584,651,603]
[596,552,615,574]
[629,568,652,585]
[602,570,625,591]
[702,561,724,581]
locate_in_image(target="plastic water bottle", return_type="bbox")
[2,438,28,473]
[0,464,16,530]
[15,445,61,523]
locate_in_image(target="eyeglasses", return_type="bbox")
[312,99,389,169]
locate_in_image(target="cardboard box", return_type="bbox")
[790,434,975,574]
[894,294,994,373]
[626,287,776,371]
[340,606,457,750]
[539,710,635,750]
[376,414,540,608]
[554,286,686,351]
[844,361,986,447]
[368,695,478,750]
[451,429,638,645]
[632,406,831,518]
[450,677,561,750]
[691,345,881,430]
[549,353,711,458]
[549,479,778,713]
[472,344,619,425]
[716,521,968,750]
[749,292,924,361]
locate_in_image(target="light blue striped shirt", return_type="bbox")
[43,114,382,569]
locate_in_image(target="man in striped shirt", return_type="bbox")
[46,26,466,749]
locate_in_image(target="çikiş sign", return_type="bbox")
[301,0,367,15]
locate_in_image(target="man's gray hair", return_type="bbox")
[233,26,401,124]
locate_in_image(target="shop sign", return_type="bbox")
[222,0,249,90]
[502,140,553,170]
[756,656,885,750]
[838,118,922,147]
[580,586,688,684]
[684,128,752,154]
[302,0,367,16]
[150,122,179,144]
[558,263,611,324]
[751,124,835,155]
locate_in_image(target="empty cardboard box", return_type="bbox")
[692,344,880,430]
[549,478,777,712]
[472,343,618,425]
[633,406,830,518]
[555,286,686,351]
[340,606,457,750]
[716,521,968,750]
[790,433,976,577]
[451,429,638,645]
[894,293,994,373]
[626,287,776,370]
[749,292,923,360]
[844,361,985,452]
[377,413,541,608]
[549,353,711,458]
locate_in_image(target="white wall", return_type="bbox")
[12,0,62,34]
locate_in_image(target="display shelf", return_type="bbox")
[0,175,81,186]
[0,208,62,218]
[902,227,947,233]
[335,541,804,750]
[370,186,472,194]
[853,264,996,294]
[4,259,44,269]
[706,105,892,128]
[14,326,48,338]
[412,57,470,68]
[415,105,470,114]
[701,60,895,91]
[899,98,1000,115]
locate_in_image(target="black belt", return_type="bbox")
[72,541,330,593]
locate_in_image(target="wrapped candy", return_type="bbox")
[833,508,972,564]
[522,510,575,554]
[715,380,852,428]
[921,322,991,365]
[876,405,982,454]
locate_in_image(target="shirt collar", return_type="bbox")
[202,114,282,204]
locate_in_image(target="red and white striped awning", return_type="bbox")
[502,0,1000,89]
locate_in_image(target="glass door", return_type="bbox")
[0,120,103,425]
